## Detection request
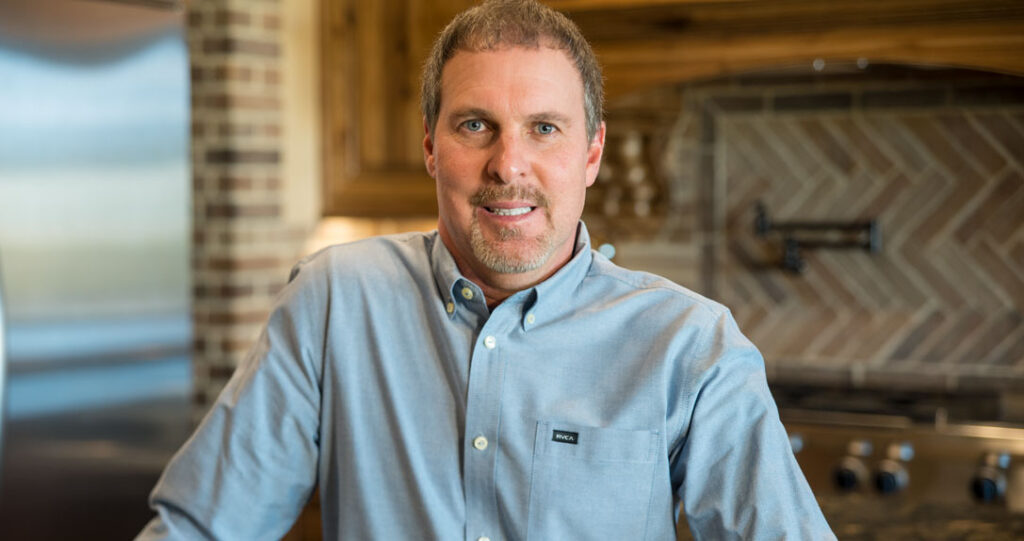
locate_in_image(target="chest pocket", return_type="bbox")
[526,421,660,540]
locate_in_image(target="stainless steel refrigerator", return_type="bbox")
[0,1,192,538]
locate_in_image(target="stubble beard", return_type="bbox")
[469,185,556,274]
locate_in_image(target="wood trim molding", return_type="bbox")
[328,172,438,217]
[557,0,1024,98]
[597,21,1024,98]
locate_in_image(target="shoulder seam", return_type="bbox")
[586,260,727,316]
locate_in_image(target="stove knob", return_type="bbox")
[834,456,869,491]
[971,469,1006,502]
[875,458,909,494]
[834,439,873,491]
[971,452,1010,503]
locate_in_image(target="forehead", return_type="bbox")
[438,46,585,119]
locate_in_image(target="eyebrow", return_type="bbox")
[447,107,493,122]
[526,111,573,126]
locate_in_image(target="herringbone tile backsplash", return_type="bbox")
[721,111,1022,382]
[592,68,1024,390]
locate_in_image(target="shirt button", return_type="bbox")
[483,335,496,349]
[445,301,454,314]
[473,436,488,451]
[525,313,535,325]
[461,286,474,300]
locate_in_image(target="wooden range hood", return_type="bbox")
[551,0,1024,98]
[321,0,1024,217]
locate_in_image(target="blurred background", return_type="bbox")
[0,0,191,538]
[0,0,1022,540]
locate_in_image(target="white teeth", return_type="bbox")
[489,207,532,216]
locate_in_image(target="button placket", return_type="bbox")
[462,314,509,540]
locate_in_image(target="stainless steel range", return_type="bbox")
[777,387,1024,540]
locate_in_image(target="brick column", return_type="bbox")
[188,0,307,416]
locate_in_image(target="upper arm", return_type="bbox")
[140,261,328,540]
[670,312,834,540]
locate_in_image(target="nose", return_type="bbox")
[486,131,529,183]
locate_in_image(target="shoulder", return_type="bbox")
[584,251,729,322]
[289,231,436,284]
[583,251,760,378]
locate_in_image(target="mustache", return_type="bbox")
[470,184,550,208]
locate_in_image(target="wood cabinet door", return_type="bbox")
[321,0,475,216]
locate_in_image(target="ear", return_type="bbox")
[584,121,606,188]
[423,117,437,179]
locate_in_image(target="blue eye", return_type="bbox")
[537,123,556,135]
[464,120,485,132]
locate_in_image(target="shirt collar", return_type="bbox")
[429,222,594,319]
[528,221,593,318]
[429,231,470,319]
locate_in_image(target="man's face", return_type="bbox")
[424,46,605,291]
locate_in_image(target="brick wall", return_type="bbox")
[188,0,309,416]
[590,66,1024,392]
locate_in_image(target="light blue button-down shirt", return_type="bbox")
[139,223,834,540]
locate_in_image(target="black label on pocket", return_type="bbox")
[552,429,579,444]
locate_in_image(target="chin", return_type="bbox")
[471,234,553,275]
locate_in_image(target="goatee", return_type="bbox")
[469,184,555,274]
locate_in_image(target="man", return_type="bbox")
[139,1,834,539]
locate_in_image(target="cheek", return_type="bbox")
[549,158,591,226]
[435,159,478,223]
[435,144,480,188]
[544,149,590,196]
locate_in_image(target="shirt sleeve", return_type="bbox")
[136,261,325,541]
[671,311,835,540]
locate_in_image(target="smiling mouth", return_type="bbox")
[486,206,534,216]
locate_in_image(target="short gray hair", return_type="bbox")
[421,0,604,142]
